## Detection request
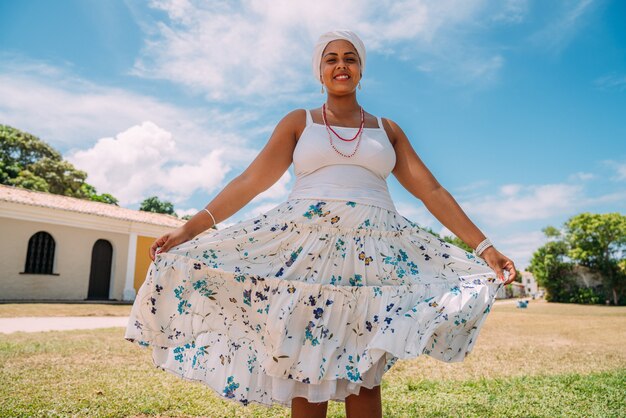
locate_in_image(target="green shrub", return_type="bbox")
[569,287,602,305]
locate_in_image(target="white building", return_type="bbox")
[521,271,538,296]
[0,184,184,302]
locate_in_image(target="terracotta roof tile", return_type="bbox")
[0,184,185,228]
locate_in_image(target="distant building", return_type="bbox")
[521,271,538,296]
[572,265,603,288]
[494,271,538,299]
[0,184,184,302]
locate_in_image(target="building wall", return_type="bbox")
[0,217,128,300]
[134,235,156,292]
[521,271,538,295]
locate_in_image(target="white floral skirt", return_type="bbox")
[125,198,502,407]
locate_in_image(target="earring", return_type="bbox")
[358,81,362,90]
[321,84,325,93]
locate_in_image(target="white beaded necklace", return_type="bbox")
[322,103,365,158]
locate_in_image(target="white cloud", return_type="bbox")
[242,201,285,219]
[462,183,583,225]
[613,163,626,181]
[568,171,596,181]
[490,0,529,23]
[594,73,626,92]
[66,121,231,206]
[0,60,258,154]
[0,58,277,207]
[250,170,293,203]
[175,207,200,218]
[530,0,598,53]
[439,226,454,238]
[496,230,547,269]
[130,0,519,99]
[462,177,626,226]
[501,184,523,196]
[395,201,438,229]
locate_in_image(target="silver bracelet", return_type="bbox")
[474,238,493,257]
[202,208,217,226]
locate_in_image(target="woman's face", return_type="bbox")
[320,39,362,95]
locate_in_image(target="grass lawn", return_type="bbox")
[1,301,625,417]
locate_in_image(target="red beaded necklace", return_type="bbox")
[322,103,365,158]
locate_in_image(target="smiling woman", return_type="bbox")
[124,29,517,418]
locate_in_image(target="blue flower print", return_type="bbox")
[349,274,363,287]
[303,202,330,219]
[174,286,192,314]
[223,375,240,399]
[346,354,362,382]
[285,246,303,267]
[304,321,320,346]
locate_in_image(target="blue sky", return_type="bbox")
[1,0,625,268]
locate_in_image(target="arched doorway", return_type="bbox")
[87,239,113,300]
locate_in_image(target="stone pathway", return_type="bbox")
[0,316,129,334]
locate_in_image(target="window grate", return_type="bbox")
[24,231,55,274]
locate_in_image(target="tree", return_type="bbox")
[0,124,119,204]
[80,183,119,205]
[529,238,575,302]
[139,196,176,216]
[530,213,626,305]
[442,235,473,253]
[564,213,626,305]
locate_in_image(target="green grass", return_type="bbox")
[1,301,625,417]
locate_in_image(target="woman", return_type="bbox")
[125,29,516,418]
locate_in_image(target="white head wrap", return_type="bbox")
[312,29,366,83]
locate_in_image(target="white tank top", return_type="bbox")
[288,109,397,212]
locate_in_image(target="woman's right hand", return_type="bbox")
[149,226,194,261]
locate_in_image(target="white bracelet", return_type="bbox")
[202,208,217,226]
[474,238,493,257]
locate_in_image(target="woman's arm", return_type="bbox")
[151,109,303,259]
[383,117,517,283]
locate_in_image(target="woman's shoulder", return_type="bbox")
[280,108,307,126]
[277,109,308,142]
[379,116,401,147]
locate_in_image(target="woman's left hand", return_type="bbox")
[480,247,517,285]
